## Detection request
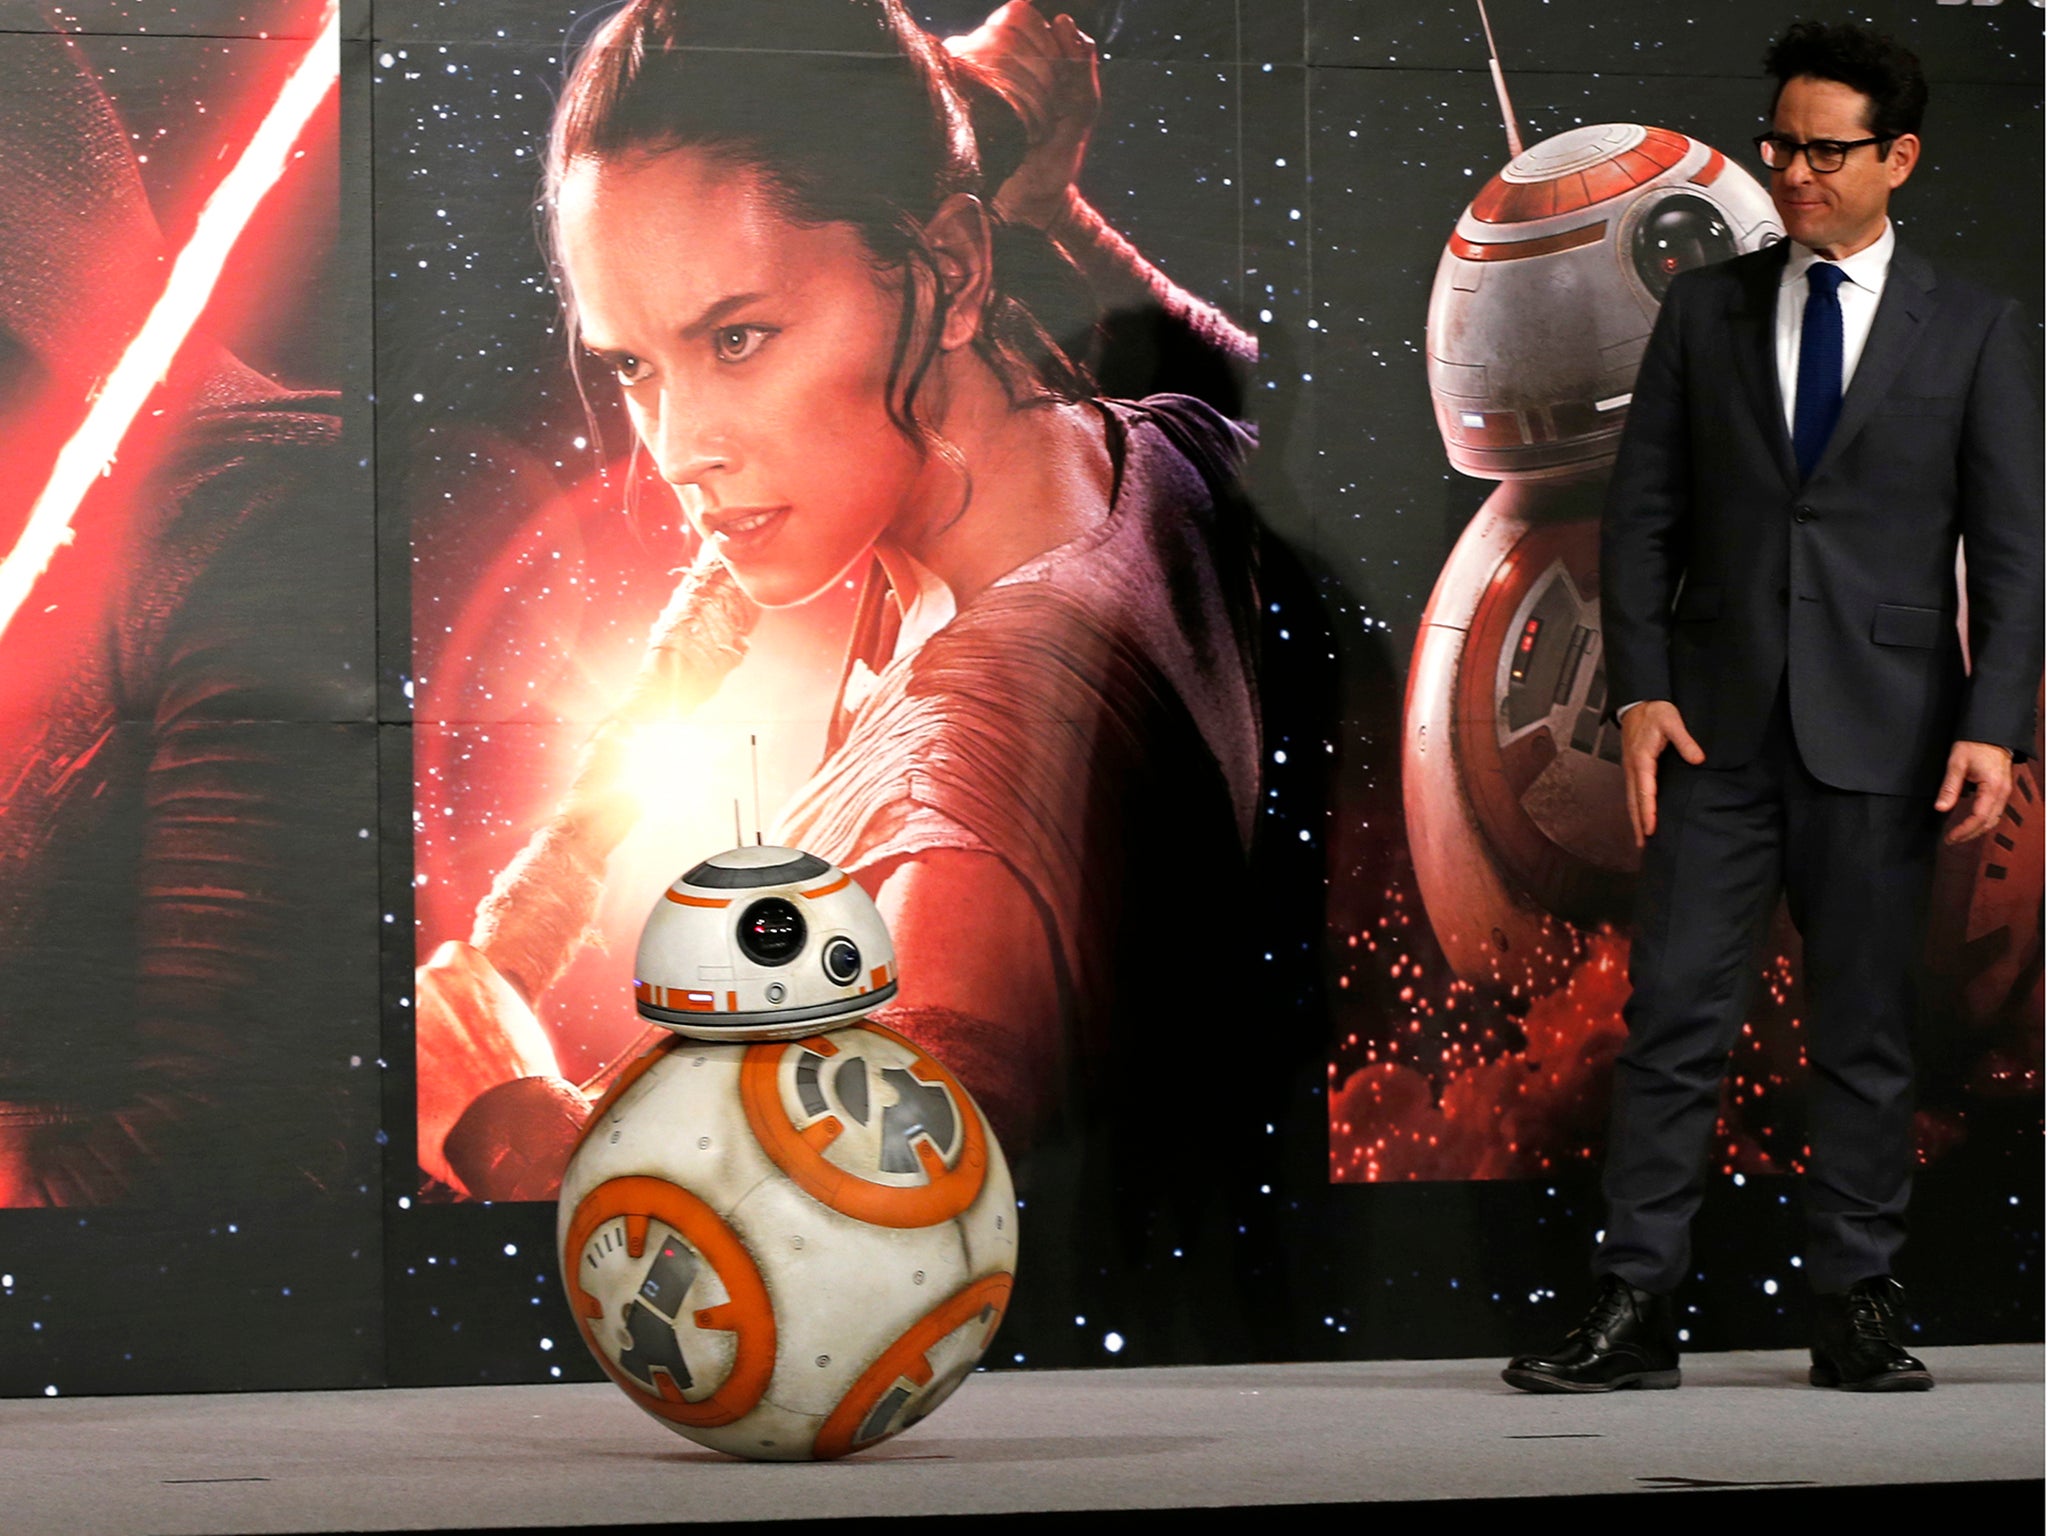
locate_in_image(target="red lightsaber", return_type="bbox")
[0,0,342,643]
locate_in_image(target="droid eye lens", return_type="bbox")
[1630,192,1737,300]
[736,898,806,966]
[822,937,861,986]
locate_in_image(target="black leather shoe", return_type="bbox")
[1501,1275,1681,1393]
[1810,1277,1934,1392]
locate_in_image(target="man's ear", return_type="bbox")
[1884,132,1920,190]
[924,193,994,351]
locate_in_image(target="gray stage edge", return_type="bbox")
[3,1346,2041,1535]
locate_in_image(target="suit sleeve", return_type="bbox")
[1955,297,2045,758]
[1599,274,1694,715]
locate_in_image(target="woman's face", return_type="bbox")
[557,150,930,607]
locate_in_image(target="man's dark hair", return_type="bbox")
[1764,20,1928,141]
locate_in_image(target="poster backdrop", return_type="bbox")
[0,0,2038,1398]
[0,0,381,1395]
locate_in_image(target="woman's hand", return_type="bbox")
[944,2,1100,230]
[415,939,579,1194]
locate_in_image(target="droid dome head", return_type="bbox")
[1427,122,1781,482]
[633,845,897,1041]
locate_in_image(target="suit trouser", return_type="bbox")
[1594,686,1940,1294]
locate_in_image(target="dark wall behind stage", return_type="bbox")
[0,0,2038,1400]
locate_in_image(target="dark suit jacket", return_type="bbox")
[1601,241,2043,797]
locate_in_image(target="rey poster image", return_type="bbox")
[404,0,1283,1282]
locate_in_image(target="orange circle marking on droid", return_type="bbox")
[738,1022,987,1228]
[1469,125,1690,224]
[665,889,733,908]
[561,1175,775,1427]
[813,1273,1014,1460]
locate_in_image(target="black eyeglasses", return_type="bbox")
[1753,133,1892,174]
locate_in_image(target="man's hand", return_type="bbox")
[944,2,1099,229]
[1621,700,1705,847]
[1933,739,2015,845]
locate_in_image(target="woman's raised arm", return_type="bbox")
[946,3,1256,395]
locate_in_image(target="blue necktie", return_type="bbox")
[1792,261,1847,480]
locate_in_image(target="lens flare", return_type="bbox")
[620,718,722,824]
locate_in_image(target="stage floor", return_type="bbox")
[4,1345,2041,1534]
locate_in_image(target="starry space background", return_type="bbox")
[0,0,2040,1400]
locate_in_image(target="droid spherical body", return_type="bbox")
[634,846,897,1039]
[562,846,1017,1461]
[1404,478,1635,987]
[1427,123,1779,481]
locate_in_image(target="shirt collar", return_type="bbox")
[1781,220,1895,294]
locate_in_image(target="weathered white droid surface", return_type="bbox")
[560,847,1017,1461]
[1425,122,1779,481]
[632,845,899,1038]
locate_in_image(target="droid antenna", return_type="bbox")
[733,798,743,848]
[750,734,763,846]
[1475,0,1525,160]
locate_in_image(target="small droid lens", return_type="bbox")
[736,898,806,966]
[822,937,862,986]
[1630,192,1736,300]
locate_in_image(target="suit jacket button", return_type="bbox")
[1794,505,1814,523]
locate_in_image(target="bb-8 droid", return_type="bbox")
[1406,123,1781,986]
[558,845,1018,1461]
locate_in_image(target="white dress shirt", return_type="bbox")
[1775,220,1894,433]
[1617,223,1896,719]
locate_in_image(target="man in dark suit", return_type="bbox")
[1504,21,2043,1394]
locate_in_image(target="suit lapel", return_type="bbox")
[1811,243,1934,482]
[1728,244,1798,490]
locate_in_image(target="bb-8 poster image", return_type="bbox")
[557,846,1017,1461]
[1327,9,2043,1184]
